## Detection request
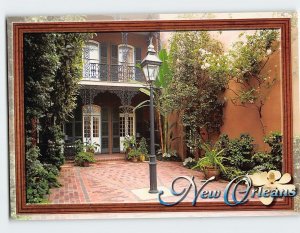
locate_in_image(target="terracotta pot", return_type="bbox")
[204,167,220,180]
[82,161,90,167]
[132,157,138,163]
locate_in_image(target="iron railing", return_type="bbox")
[85,63,145,82]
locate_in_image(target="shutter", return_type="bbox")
[100,43,107,64]
[134,47,143,82]
[111,44,118,64]
[135,47,142,64]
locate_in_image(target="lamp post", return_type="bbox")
[141,38,162,193]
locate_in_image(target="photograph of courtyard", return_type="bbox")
[24,28,284,205]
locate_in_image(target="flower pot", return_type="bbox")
[139,154,145,162]
[204,167,220,180]
[131,157,138,163]
[82,161,90,167]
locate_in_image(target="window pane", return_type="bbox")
[84,116,91,138]
[93,117,99,137]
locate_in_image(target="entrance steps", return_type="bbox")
[94,153,125,162]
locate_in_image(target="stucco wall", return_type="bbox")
[170,49,282,159]
[221,49,282,150]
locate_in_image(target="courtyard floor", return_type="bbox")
[48,159,255,204]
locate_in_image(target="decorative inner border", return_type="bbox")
[13,18,293,214]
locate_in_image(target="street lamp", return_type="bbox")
[141,38,162,193]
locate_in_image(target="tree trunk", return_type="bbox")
[157,110,164,153]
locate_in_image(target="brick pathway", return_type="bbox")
[48,160,256,204]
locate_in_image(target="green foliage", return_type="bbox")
[25,147,49,203]
[25,146,60,203]
[74,151,95,166]
[216,134,255,171]
[138,137,148,155]
[74,139,85,155]
[164,31,227,148]
[127,148,141,160]
[84,141,100,153]
[43,163,61,188]
[155,48,172,89]
[263,131,283,171]
[192,143,226,173]
[221,167,246,181]
[228,30,280,135]
[39,124,65,169]
[24,32,92,203]
[216,132,283,181]
[122,136,137,151]
[251,152,278,172]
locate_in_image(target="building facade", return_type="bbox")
[64,32,160,154]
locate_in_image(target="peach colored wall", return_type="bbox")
[170,50,282,159]
[221,50,282,150]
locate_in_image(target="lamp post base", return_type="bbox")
[148,189,159,194]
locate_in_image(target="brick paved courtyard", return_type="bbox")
[48,160,256,204]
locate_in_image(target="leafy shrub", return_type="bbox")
[216,132,283,181]
[183,157,197,169]
[251,152,278,172]
[138,137,148,155]
[40,125,65,169]
[122,136,137,151]
[264,131,282,171]
[127,148,140,160]
[74,151,95,166]
[192,143,226,173]
[216,134,255,171]
[221,167,246,181]
[74,139,84,155]
[26,146,50,203]
[43,164,60,188]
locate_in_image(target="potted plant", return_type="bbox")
[192,143,226,180]
[74,151,96,167]
[122,136,136,160]
[84,141,100,154]
[127,148,140,162]
[138,137,148,162]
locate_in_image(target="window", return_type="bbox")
[119,106,135,137]
[83,41,99,79]
[118,44,135,65]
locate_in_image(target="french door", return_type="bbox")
[101,107,120,154]
[119,106,136,152]
[82,105,101,153]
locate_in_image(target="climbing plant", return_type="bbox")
[227,29,280,135]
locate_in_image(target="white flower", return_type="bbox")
[266,49,272,55]
[183,157,195,166]
[162,153,171,158]
[250,170,295,205]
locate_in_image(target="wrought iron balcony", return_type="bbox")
[83,63,145,83]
